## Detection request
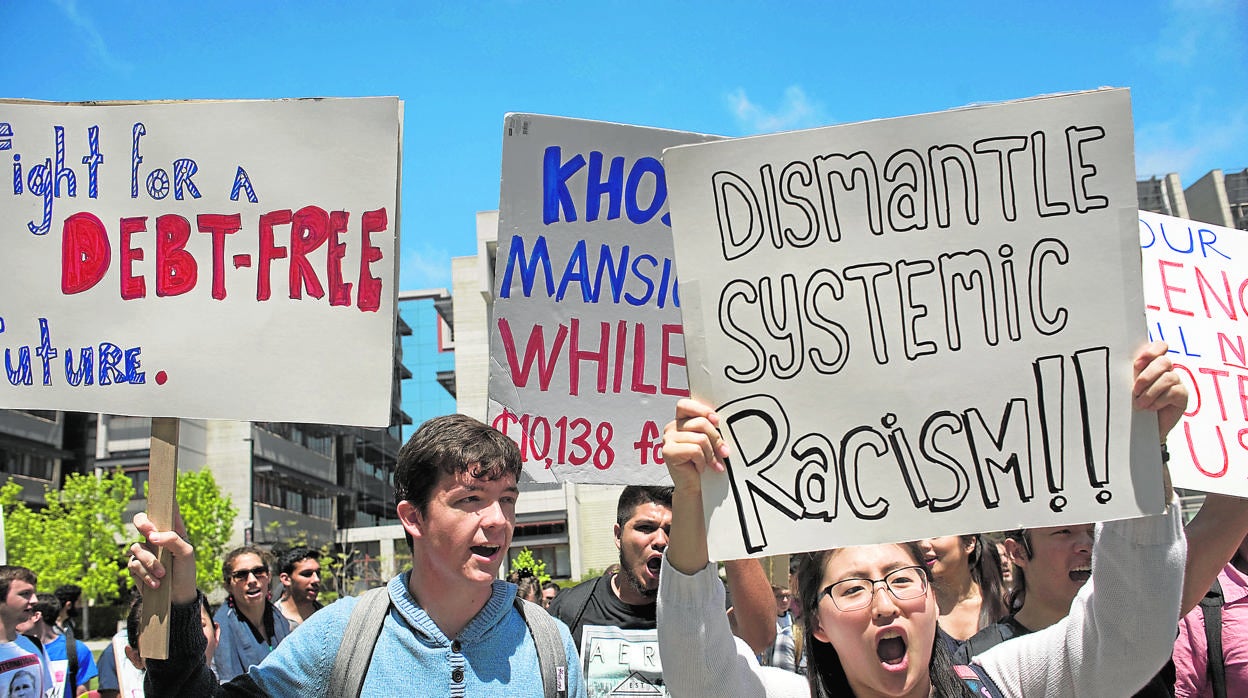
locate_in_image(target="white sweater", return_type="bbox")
[657,500,1185,698]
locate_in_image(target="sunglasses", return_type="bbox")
[229,565,271,582]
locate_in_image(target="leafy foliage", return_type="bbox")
[174,468,238,593]
[1,471,133,603]
[509,547,550,584]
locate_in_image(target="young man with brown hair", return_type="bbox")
[0,567,50,697]
[129,414,585,696]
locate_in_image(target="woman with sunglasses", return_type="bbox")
[214,546,291,683]
[657,342,1188,698]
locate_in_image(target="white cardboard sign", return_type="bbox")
[1140,211,1248,494]
[664,89,1165,559]
[0,98,401,427]
[489,114,718,484]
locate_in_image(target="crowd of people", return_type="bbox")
[82,340,1241,697]
[0,543,318,696]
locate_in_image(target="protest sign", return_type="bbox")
[1140,211,1248,494]
[664,88,1165,559]
[0,98,401,427]
[489,114,717,484]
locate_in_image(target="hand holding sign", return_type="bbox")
[1132,340,1188,440]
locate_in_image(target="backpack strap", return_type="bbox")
[330,586,566,698]
[566,574,607,644]
[64,626,79,692]
[954,663,1005,698]
[1200,577,1226,698]
[328,586,392,698]
[514,597,568,698]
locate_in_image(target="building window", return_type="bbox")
[253,473,332,520]
[256,423,334,459]
[126,468,150,499]
[0,449,56,481]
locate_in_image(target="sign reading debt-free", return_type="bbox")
[489,114,717,484]
[1141,211,1248,495]
[664,88,1164,559]
[0,98,401,426]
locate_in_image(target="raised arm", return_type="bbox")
[976,342,1190,698]
[128,506,241,696]
[1182,494,1248,614]
[657,398,806,697]
[660,398,730,574]
[1130,342,1248,613]
[724,559,777,655]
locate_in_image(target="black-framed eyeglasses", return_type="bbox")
[820,565,928,611]
[230,565,270,582]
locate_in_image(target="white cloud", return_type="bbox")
[1136,104,1248,182]
[52,0,130,74]
[1153,0,1244,68]
[726,86,826,134]
[399,244,453,290]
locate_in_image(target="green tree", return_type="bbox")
[1,470,134,604]
[174,468,238,593]
[509,548,550,584]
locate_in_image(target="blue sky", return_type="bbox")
[4,0,1245,290]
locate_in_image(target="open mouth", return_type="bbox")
[471,545,499,559]
[877,634,907,666]
[646,557,663,575]
[1068,566,1091,584]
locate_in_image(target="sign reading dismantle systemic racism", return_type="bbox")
[663,88,1166,559]
[0,98,402,426]
[489,114,718,484]
[1140,211,1248,495]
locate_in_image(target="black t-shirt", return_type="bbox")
[548,573,656,648]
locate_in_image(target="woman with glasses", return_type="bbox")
[657,342,1189,698]
[214,546,292,683]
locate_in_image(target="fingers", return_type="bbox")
[1132,343,1185,411]
[663,398,731,473]
[128,511,195,590]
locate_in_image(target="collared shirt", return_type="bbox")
[1174,560,1248,698]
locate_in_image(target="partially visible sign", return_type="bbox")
[664,89,1164,559]
[489,114,717,483]
[0,98,401,426]
[1140,211,1248,493]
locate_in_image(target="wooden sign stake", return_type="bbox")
[140,416,179,660]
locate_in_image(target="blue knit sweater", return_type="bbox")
[147,572,586,697]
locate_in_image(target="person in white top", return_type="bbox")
[656,342,1206,698]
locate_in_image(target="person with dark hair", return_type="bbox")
[549,485,775,696]
[541,581,561,609]
[275,547,322,629]
[129,413,586,696]
[51,586,81,636]
[957,488,1248,698]
[212,545,291,682]
[654,343,1215,697]
[51,584,81,637]
[24,592,96,696]
[98,591,217,698]
[0,567,50,697]
[917,534,1008,642]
